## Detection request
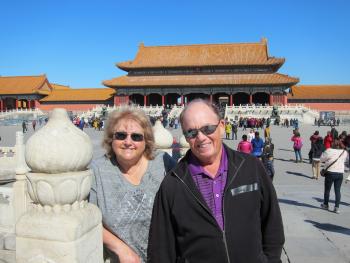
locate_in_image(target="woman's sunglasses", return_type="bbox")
[114,132,144,142]
[183,122,220,139]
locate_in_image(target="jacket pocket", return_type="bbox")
[230,183,259,197]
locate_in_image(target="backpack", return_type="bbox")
[294,138,303,150]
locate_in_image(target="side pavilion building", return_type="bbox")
[104,39,299,107]
[0,75,115,112]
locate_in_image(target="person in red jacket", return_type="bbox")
[237,134,253,154]
[324,131,333,149]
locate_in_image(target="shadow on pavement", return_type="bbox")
[274,158,295,163]
[278,198,320,209]
[278,148,294,152]
[285,171,313,179]
[304,220,350,236]
[312,197,350,207]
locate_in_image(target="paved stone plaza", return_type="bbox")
[0,122,349,262]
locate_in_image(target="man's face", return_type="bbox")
[182,102,224,165]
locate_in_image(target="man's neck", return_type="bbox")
[201,147,223,178]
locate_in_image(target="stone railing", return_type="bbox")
[0,132,31,263]
[0,108,44,119]
[224,104,319,124]
[79,105,165,120]
[168,105,184,119]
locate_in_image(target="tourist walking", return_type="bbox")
[262,137,275,181]
[237,134,253,154]
[330,126,339,140]
[324,131,333,150]
[247,129,255,142]
[174,117,179,129]
[231,121,238,140]
[225,121,232,139]
[320,139,348,213]
[309,131,320,163]
[22,120,27,133]
[310,137,324,179]
[291,131,303,163]
[32,119,37,131]
[148,99,284,263]
[251,131,264,158]
[264,124,271,139]
[89,106,176,263]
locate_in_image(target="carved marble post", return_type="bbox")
[16,108,103,263]
[153,119,173,156]
[179,134,190,157]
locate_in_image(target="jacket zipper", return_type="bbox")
[173,171,231,263]
[222,193,231,263]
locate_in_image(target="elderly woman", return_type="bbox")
[89,106,176,263]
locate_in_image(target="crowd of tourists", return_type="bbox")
[72,116,105,130]
[225,116,349,216]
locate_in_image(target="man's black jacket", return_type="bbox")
[147,144,284,263]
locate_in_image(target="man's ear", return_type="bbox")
[219,120,225,137]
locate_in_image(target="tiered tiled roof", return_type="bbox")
[117,39,284,70]
[288,85,350,100]
[0,75,52,95]
[104,73,298,87]
[50,83,71,90]
[40,88,115,102]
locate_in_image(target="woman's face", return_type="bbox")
[112,118,146,165]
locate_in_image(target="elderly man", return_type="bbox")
[147,99,284,263]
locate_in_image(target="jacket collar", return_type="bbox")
[172,143,245,190]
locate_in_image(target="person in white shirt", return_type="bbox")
[247,129,255,143]
[320,139,349,214]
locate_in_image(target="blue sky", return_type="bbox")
[1,0,349,88]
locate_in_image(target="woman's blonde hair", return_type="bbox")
[103,105,155,160]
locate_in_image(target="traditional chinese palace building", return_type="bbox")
[1,39,349,113]
[0,75,115,111]
[104,39,299,106]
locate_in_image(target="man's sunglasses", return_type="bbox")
[183,122,220,139]
[114,132,144,142]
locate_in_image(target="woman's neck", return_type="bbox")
[117,156,148,185]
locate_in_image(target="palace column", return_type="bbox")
[161,95,165,106]
[0,99,3,111]
[27,99,31,109]
[249,94,253,104]
[34,99,41,109]
[210,94,213,103]
[269,93,273,105]
[283,94,288,105]
[230,94,233,106]
[181,95,184,106]
[143,95,147,106]
[15,99,18,109]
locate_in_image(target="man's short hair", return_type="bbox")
[179,99,221,128]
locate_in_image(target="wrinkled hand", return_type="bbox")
[117,243,141,263]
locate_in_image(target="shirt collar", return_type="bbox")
[188,146,228,178]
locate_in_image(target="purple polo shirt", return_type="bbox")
[188,147,228,230]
